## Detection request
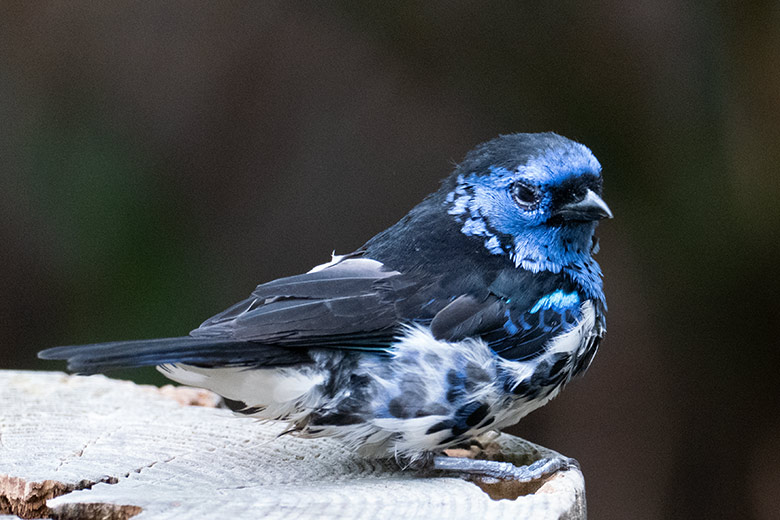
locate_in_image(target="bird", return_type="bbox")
[39,132,612,481]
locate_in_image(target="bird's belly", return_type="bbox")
[312,307,599,458]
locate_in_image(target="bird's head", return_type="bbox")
[444,132,612,273]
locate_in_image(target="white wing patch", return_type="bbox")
[307,252,347,273]
[307,254,399,277]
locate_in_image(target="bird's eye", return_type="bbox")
[511,181,540,209]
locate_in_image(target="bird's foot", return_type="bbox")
[430,455,577,482]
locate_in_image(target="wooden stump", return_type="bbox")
[0,370,585,519]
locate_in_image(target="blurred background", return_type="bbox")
[1,2,778,518]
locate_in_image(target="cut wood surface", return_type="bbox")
[0,370,585,519]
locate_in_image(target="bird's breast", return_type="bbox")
[498,300,600,401]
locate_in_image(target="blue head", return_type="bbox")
[444,133,612,275]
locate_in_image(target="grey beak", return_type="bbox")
[555,190,613,221]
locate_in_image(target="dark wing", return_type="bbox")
[199,255,580,361]
[191,256,421,348]
[39,256,424,373]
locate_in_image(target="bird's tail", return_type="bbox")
[38,337,309,374]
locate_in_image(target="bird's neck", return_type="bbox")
[510,224,605,303]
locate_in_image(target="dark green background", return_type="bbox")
[2,2,778,519]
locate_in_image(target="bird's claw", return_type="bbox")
[430,455,576,482]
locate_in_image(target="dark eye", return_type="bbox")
[511,181,540,208]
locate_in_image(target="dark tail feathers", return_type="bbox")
[38,337,310,374]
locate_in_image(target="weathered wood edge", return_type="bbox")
[0,370,585,519]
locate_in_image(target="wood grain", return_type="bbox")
[0,370,585,519]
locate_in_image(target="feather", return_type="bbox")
[38,337,309,374]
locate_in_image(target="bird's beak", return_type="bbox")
[554,190,613,221]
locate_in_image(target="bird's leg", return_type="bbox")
[430,455,577,482]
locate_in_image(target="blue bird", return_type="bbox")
[39,133,612,481]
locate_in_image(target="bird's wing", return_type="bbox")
[39,256,425,373]
[214,256,583,362]
[190,256,423,349]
